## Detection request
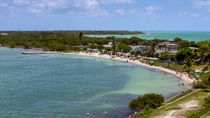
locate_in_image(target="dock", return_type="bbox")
[21,52,59,55]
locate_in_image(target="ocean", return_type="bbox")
[87,31,210,42]
[0,47,190,118]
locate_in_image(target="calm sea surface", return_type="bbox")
[0,47,190,118]
[87,31,210,42]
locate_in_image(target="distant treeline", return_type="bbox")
[0,31,209,54]
[0,31,163,51]
[0,30,144,35]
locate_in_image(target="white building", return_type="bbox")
[1,33,8,36]
[156,41,179,56]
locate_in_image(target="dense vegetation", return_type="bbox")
[0,31,155,51]
[129,93,164,111]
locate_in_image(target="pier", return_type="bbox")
[21,52,59,55]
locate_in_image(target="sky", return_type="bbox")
[0,0,210,31]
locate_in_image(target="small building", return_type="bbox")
[73,45,87,50]
[131,45,151,54]
[92,49,99,52]
[130,49,136,53]
[101,50,107,54]
[103,42,119,48]
[189,47,198,50]
[87,48,92,52]
[156,41,178,56]
[108,42,113,45]
[117,52,123,56]
[87,48,99,53]
[1,33,8,36]
[123,53,131,58]
[103,44,112,48]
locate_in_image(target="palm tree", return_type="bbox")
[149,42,156,57]
[79,32,83,40]
[111,37,117,55]
[183,56,193,73]
[191,49,202,65]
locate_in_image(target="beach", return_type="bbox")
[67,52,195,84]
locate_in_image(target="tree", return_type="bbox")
[129,93,164,111]
[111,37,117,55]
[179,40,191,49]
[149,42,156,57]
[117,42,132,53]
[183,56,193,72]
[174,37,182,43]
[135,50,142,56]
[79,32,83,40]
[191,49,202,65]
[159,52,171,60]
[176,48,192,63]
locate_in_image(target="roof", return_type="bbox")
[158,41,178,46]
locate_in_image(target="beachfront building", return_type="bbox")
[103,44,112,48]
[73,45,87,50]
[87,48,99,53]
[101,50,107,54]
[117,52,123,57]
[123,53,131,58]
[1,33,8,36]
[103,42,119,48]
[156,41,178,56]
[131,45,151,54]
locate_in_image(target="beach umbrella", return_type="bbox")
[196,75,200,78]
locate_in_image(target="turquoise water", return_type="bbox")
[87,31,210,42]
[0,47,190,118]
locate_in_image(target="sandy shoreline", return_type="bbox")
[1,46,195,84]
[66,52,195,84]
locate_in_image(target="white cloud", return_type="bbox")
[2,0,133,16]
[179,11,188,16]
[115,9,125,15]
[13,0,30,5]
[194,0,210,7]
[145,5,162,14]
[194,0,210,12]
[128,9,136,14]
[0,0,8,7]
[101,0,135,4]
[85,0,99,9]
[28,8,43,13]
[191,12,199,17]
[178,11,200,18]
[12,0,100,14]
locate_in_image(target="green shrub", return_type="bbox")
[205,96,210,105]
[129,93,164,111]
[159,52,171,60]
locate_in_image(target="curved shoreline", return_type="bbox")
[66,52,195,84]
[1,46,195,84]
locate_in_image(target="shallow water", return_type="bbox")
[87,31,210,42]
[0,47,190,118]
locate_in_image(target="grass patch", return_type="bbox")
[187,105,210,118]
[167,89,193,103]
